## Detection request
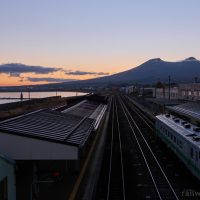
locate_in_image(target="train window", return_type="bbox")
[190,148,194,159]
[174,136,176,143]
[179,141,183,149]
[196,152,198,162]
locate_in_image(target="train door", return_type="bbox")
[189,145,194,164]
[195,149,198,165]
[194,147,200,167]
[199,151,200,167]
[190,146,199,171]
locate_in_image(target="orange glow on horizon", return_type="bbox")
[0,59,143,86]
[0,56,157,86]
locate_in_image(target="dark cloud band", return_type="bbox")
[27,77,76,83]
[0,63,61,75]
[65,70,109,76]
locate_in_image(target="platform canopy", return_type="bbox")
[167,102,200,123]
[0,110,95,160]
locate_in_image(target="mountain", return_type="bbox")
[60,57,200,87]
[104,57,200,84]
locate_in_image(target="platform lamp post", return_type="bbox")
[20,91,23,101]
[27,86,31,100]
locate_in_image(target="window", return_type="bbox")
[0,177,7,200]
[179,141,183,149]
[174,136,176,143]
[196,151,198,162]
[190,148,194,159]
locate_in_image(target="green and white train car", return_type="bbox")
[155,114,200,180]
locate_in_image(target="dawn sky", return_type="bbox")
[0,0,200,86]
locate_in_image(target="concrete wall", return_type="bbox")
[0,132,78,160]
[0,157,16,200]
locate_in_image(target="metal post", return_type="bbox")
[168,75,171,101]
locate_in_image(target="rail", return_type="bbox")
[118,95,179,200]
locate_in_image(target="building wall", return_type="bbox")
[119,86,135,94]
[139,88,154,97]
[154,87,179,99]
[179,83,200,100]
[0,132,78,160]
[0,156,16,200]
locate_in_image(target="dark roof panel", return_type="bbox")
[167,102,200,122]
[0,110,95,147]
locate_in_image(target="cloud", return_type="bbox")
[97,72,110,76]
[0,63,61,76]
[27,77,76,83]
[65,70,109,76]
[9,72,21,77]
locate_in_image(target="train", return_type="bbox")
[155,113,200,180]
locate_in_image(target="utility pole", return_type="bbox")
[168,75,171,101]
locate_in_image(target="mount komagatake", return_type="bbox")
[60,57,200,87]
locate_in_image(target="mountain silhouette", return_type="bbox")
[61,57,200,87]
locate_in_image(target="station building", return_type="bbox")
[0,97,107,199]
[154,87,179,99]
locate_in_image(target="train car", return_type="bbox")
[155,113,200,180]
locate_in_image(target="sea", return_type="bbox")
[0,91,87,105]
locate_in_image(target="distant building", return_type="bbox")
[119,86,134,94]
[139,87,154,97]
[179,83,200,100]
[154,87,179,100]
[0,154,16,200]
[153,82,200,101]
[0,99,107,199]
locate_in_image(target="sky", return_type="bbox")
[0,0,200,86]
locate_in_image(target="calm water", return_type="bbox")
[0,91,87,105]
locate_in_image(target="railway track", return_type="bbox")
[117,94,179,200]
[96,94,180,199]
[107,96,126,200]
[120,95,200,199]
[95,96,126,200]
[124,95,155,130]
